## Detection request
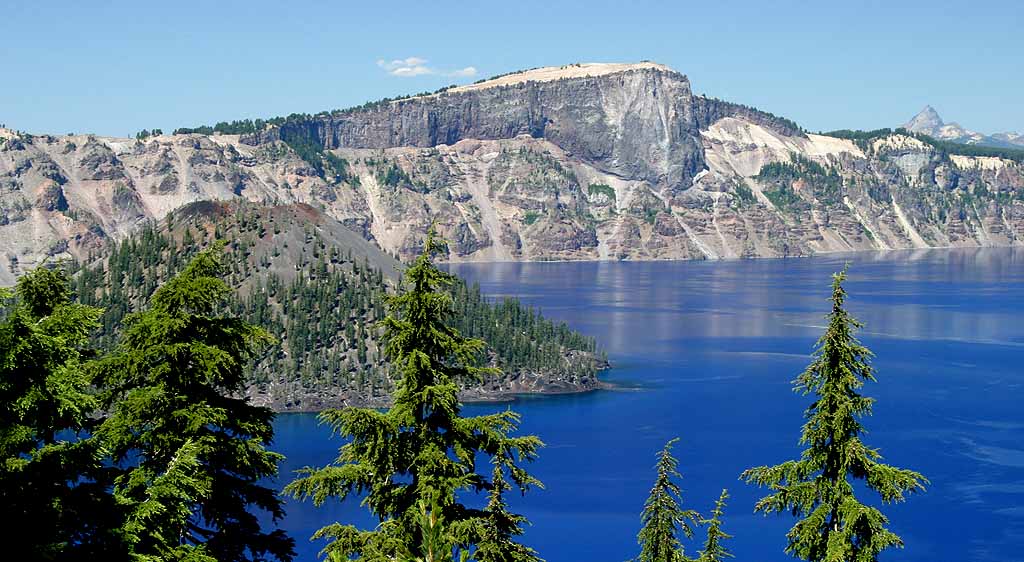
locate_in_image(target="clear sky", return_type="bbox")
[3,0,1021,138]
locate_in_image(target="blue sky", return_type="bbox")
[2,0,1021,138]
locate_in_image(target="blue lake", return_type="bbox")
[272,248,1024,561]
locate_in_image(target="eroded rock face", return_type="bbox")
[2,62,1024,283]
[246,65,725,192]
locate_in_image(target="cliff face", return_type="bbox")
[2,62,1024,282]
[247,63,710,191]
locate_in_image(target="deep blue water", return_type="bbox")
[271,248,1024,561]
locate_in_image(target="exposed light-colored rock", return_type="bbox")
[442,62,676,94]
[950,155,1012,171]
[3,63,1024,283]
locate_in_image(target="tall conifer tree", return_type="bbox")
[96,247,294,561]
[635,438,700,562]
[742,267,927,562]
[697,490,733,562]
[286,234,543,562]
[0,267,115,558]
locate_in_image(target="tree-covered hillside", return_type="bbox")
[822,127,1024,163]
[71,201,605,411]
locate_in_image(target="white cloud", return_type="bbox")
[391,65,433,77]
[376,57,477,79]
[377,57,432,76]
[447,66,478,78]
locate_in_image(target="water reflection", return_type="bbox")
[263,247,1024,562]
[437,247,1024,562]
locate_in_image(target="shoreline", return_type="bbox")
[439,243,1023,266]
[262,362,615,414]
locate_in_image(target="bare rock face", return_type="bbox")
[247,64,720,192]
[904,105,946,136]
[2,62,1024,283]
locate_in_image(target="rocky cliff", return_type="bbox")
[2,62,1024,282]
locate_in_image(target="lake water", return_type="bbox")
[272,248,1024,562]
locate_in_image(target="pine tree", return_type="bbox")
[741,267,927,562]
[697,490,732,562]
[635,438,700,562]
[285,233,543,562]
[474,450,544,562]
[95,246,295,561]
[0,267,116,558]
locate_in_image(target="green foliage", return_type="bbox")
[170,76,477,141]
[486,146,593,224]
[587,183,617,203]
[323,152,354,184]
[73,205,600,404]
[733,181,756,205]
[174,117,288,136]
[449,280,600,382]
[757,154,843,208]
[918,134,1024,162]
[697,95,804,135]
[821,128,1024,163]
[285,234,543,562]
[819,128,896,142]
[0,266,115,559]
[404,497,474,562]
[763,187,803,210]
[757,156,830,182]
[523,211,540,225]
[94,247,295,561]
[741,267,927,562]
[697,490,733,562]
[635,438,700,562]
[376,161,414,188]
[115,440,219,562]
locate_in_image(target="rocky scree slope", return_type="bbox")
[72,200,606,411]
[3,62,1024,279]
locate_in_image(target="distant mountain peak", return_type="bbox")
[904,105,944,132]
[901,106,1024,149]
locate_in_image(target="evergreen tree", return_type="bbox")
[0,267,116,558]
[95,246,295,561]
[696,490,733,562]
[635,438,700,562]
[73,205,601,406]
[285,233,543,562]
[474,450,544,562]
[741,267,927,562]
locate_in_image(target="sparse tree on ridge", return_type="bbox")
[741,266,927,562]
[635,438,701,562]
[285,233,544,562]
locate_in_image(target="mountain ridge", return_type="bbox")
[2,61,1024,282]
[902,105,1024,149]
